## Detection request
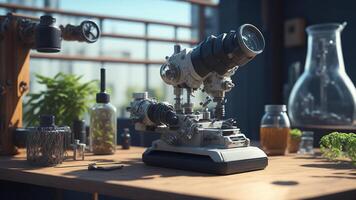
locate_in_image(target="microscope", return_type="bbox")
[128,24,268,175]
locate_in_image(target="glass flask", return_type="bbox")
[260,105,290,156]
[288,23,356,127]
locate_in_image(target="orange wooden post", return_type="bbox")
[0,15,30,155]
[0,14,100,155]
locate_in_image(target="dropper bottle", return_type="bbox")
[90,68,117,155]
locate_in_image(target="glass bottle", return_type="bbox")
[121,128,131,149]
[298,131,314,155]
[260,105,290,156]
[288,23,356,127]
[90,68,117,155]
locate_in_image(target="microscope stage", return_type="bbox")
[142,141,268,175]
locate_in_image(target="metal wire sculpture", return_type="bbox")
[26,126,71,166]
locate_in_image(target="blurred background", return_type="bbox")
[1,0,355,142]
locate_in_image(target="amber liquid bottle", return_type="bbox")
[260,105,290,156]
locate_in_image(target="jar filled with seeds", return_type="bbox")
[90,68,117,155]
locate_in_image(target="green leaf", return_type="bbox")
[24,72,98,126]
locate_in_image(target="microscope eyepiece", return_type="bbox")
[240,24,265,53]
[191,24,265,77]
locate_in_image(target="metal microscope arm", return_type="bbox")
[15,14,100,52]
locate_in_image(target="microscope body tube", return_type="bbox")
[129,93,178,127]
[159,24,265,119]
[160,24,265,90]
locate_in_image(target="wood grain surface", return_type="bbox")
[0,147,355,200]
[0,15,31,155]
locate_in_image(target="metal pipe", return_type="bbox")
[144,22,150,91]
[101,33,197,44]
[0,3,193,28]
[30,54,165,65]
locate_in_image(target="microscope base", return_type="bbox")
[142,141,268,175]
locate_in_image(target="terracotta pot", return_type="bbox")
[288,137,301,153]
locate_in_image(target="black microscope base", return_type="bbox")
[142,150,268,175]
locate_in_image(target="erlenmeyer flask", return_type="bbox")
[288,23,356,128]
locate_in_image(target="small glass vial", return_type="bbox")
[121,128,131,149]
[298,131,314,155]
[260,105,290,156]
[90,68,117,155]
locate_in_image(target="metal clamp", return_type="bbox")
[71,139,86,161]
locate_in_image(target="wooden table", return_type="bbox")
[0,147,355,200]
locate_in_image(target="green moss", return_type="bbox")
[290,129,302,139]
[320,132,356,164]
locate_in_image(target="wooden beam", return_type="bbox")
[198,5,206,41]
[0,3,192,28]
[0,16,30,155]
[171,0,219,7]
[101,33,197,45]
[262,0,284,103]
[30,54,165,65]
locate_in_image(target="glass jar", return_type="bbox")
[90,102,117,155]
[260,105,290,155]
[288,23,356,127]
[298,131,314,155]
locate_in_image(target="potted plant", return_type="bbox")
[24,73,97,139]
[288,129,302,153]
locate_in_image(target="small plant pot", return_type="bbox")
[288,137,301,153]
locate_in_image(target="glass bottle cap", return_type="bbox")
[265,104,287,112]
